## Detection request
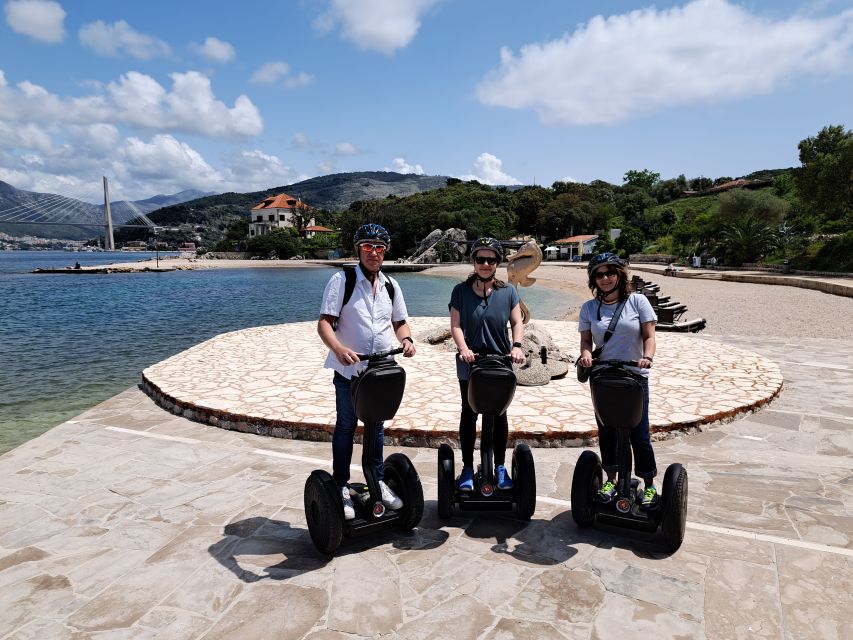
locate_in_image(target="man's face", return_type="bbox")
[358,242,386,273]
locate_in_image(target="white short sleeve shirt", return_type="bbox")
[320,267,409,379]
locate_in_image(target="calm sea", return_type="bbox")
[0,251,578,454]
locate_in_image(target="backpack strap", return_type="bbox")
[334,265,395,331]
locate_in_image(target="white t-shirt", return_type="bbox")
[319,267,409,379]
[578,293,657,377]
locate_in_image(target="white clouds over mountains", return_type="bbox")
[476,0,853,125]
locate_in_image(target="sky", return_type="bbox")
[0,0,851,203]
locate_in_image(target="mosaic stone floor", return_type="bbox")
[142,318,783,446]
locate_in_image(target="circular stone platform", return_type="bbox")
[141,317,783,447]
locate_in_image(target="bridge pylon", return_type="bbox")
[103,176,115,250]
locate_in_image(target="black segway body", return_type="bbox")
[438,354,536,519]
[305,349,424,554]
[571,360,688,551]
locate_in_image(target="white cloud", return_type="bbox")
[284,72,315,89]
[250,61,290,84]
[386,157,424,175]
[79,19,171,59]
[460,152,521,186]
[4,0,65,43]
[314,0,441,55]
[318,160,336,174]
[190,36,235,63]
[476,0,853,125]
[123,134,220,183]
[335,141,359,156]
[250,61,314,89]
[223,149,306,190]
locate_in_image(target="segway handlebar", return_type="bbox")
[356,347,404,362]
[591,359,640,368]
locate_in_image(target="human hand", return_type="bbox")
[637,356,653,369]
[402,340,416,357]
[578,354,593,368]
[510,346,525,364]
[459,348,476,363]
[334,346,360,366]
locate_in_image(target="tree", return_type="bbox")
[795,124,853,230]
[719,218,779,265]
[623,169,660,192]
[246,227,303,258]
[689,176,713,192]
[717,189,789,225]
[615,226,644,257]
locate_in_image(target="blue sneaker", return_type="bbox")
[458,466,474,491]
[495,465,513,489]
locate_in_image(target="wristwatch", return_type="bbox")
[512,341,523,348]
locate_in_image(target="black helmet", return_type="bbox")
[470,237,504,262]
[587,252,625,275]
[353,223,390,249]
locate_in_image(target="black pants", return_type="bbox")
[458,379,508,469]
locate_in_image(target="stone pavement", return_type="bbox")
[141,318,783,447]
[0,331,851,638]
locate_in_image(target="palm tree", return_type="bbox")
[719,218,779,265]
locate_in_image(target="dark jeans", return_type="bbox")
[597,376,657,480]
[458,379,508,470]
[332,372,384,487]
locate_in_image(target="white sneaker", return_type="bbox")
[340,486,355,520]
[379,481,403,510]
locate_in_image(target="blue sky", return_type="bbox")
[0,0,851,203]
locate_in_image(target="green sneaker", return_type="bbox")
[641,486,660,510]
[597,480,617,503]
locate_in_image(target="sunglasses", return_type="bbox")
[594,269,618,279]
[474,256,498,265]
[359,243,386,255]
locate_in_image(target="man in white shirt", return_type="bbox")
[317,223,417,520]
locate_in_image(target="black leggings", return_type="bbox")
[458,379,508,469]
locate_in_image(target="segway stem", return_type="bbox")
[480,414,495,488]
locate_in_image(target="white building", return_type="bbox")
[249,193,315,237]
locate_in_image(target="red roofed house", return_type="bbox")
[302,225,335,239]
[552,234,598,260]
[249,193,315,237]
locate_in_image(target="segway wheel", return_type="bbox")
[304,470,343,555]
[437,443,455,520]
[571,450,602,528]
[661,463,688,551]
[512,443,536,520]
[384,453,424,531]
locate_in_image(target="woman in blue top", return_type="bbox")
[449,238,526,491]
[577,252,659,509]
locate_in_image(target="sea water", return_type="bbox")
[0,251,578,454]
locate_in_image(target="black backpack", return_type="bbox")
[333,265,395,330]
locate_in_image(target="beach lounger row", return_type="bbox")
[632,276,707,333]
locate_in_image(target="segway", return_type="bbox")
[437,354,536,520]
[571,360,688,551]
[304,348,424,554]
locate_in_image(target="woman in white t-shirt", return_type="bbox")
[577,252,659,509]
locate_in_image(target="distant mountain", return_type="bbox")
[142,171,453,245]
[0,182,216,240]
[282,171,449,211]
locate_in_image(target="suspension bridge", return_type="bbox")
[0,177,155,249]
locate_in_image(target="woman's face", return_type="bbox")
[593,264,619,293]
[472,249,499,277]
